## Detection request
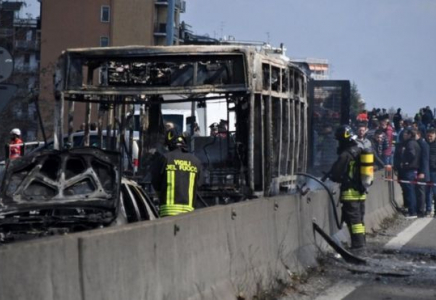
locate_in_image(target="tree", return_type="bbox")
[350,82,365,116]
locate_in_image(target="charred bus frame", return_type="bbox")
[54,45,308,199]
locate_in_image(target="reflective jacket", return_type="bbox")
[8,138,23,159]
[151,148,202,217]
[329,144,366,201]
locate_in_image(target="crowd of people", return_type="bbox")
[352,106,436,219]
[322,106,436,255]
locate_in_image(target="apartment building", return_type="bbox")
[291,58,330,80]
[39,0,186,133]
[0,1,40,151]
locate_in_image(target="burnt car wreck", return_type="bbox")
[52,45,309,204]
[0,148,158,244]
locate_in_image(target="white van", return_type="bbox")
[130,94,235,137]
[128,102,200,136]
[162,95,235,136]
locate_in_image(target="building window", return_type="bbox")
[101,6,110,22]
[100,36,109,47]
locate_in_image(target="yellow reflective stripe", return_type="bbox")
[188,172,195,207]
[342,189,361,196]
[171,171,175,205]
[351,224,365,234]
[161,204,194,211]
[166,170,175,205]
[160,208,194,214]
[159,204,194,217]
[341,189,366,201]
[342,196,366,201]
[166,171,171,205]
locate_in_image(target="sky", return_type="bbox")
[183,0,436,117]
[21,0,436,116]
[19,0,39,18]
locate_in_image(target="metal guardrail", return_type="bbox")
[13,18,38,27]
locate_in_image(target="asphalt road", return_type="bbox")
[281,216,436,300]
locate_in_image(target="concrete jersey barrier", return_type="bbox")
[0,172,398,300]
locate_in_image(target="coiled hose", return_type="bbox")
[296,172,342,230]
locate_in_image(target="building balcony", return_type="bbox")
[13,18,38,28]
[154,23,167,36]
[155,0,186,13]
[154,23,179,37]
[13,18,38,27]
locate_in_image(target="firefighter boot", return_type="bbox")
[350,231,366,247]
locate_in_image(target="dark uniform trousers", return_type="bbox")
[341,198,366,249]
[329,143,368,249]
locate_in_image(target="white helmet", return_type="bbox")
[10,128,21,136]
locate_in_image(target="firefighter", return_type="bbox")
[328,125,368,254]
[8,128,23,160]
[151,128,202,217]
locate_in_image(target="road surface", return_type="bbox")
[281,215,436,300]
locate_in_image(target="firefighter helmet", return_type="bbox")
[165,128,186,150]
[335,125,356,142]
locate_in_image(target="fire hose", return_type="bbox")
[296,172,342,230]
[297,172,367,264]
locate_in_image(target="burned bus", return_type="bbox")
[53,45,308,202]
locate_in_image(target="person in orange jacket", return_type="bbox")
[356,110,369,123]
[9,128,23,159]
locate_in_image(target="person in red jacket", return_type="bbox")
[8,128,23,159]
[379,118,394,165]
